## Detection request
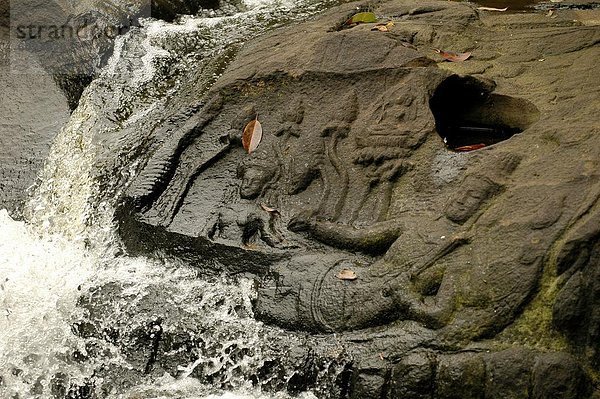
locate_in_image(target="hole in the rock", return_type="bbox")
[430,75,540,151]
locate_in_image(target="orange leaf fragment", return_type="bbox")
[371,24,389,32]
[242,117,263,154]
[454,143,486,152]
[434,49,472,62]
[337,269,358,280]
[371,21,394,32]
[260,203,280,215]
[477,6,508,11]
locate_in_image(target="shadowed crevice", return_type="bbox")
[430,75,540,151]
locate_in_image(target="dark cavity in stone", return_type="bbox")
[430,75,540,151]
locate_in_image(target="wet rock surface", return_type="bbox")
[8,0,233,108]
[114,0,599,395]
[0,27,71,217]
[25,0,599,396]
[0,0,232,216]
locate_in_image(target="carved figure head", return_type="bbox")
[237,155,279,200]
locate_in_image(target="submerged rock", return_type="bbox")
[49,0,600,396]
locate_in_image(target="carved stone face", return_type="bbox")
[238,164,276,200]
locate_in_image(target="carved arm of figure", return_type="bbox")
[288,212,404,255]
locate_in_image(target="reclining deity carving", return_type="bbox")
[121,39,564,348]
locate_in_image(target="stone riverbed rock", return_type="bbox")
[64,0,600,396]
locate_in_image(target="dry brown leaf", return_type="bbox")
[455,143,486,152]
[477,6,508,11]
[242,117,263,154]
[337,269,358,280]
[371,24,389,32]
[260,203,280,215]
[434,49,472,62]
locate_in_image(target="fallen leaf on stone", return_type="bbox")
[372,24,389,32]
[454,143,486,152]
[477,6,508,11]
[242,117,263,154]
[337,269,358,280]
[546,9,557,17]
[400,41,418,50]
[260,203,280,215]
[371,21,394,32]
[434,49,472,62]
[346,12,378,25]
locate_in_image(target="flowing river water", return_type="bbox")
[0,0,348,397]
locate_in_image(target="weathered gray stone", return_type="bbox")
[435,353,485,399]
[483,349,533,399]
[531,352,591,399]
[116,0,600,346]
[388,351,435,399]
[553,208,600,367]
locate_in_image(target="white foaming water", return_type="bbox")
[0,207,312,399]
[0,210,95,396]
[0,0,340,396]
